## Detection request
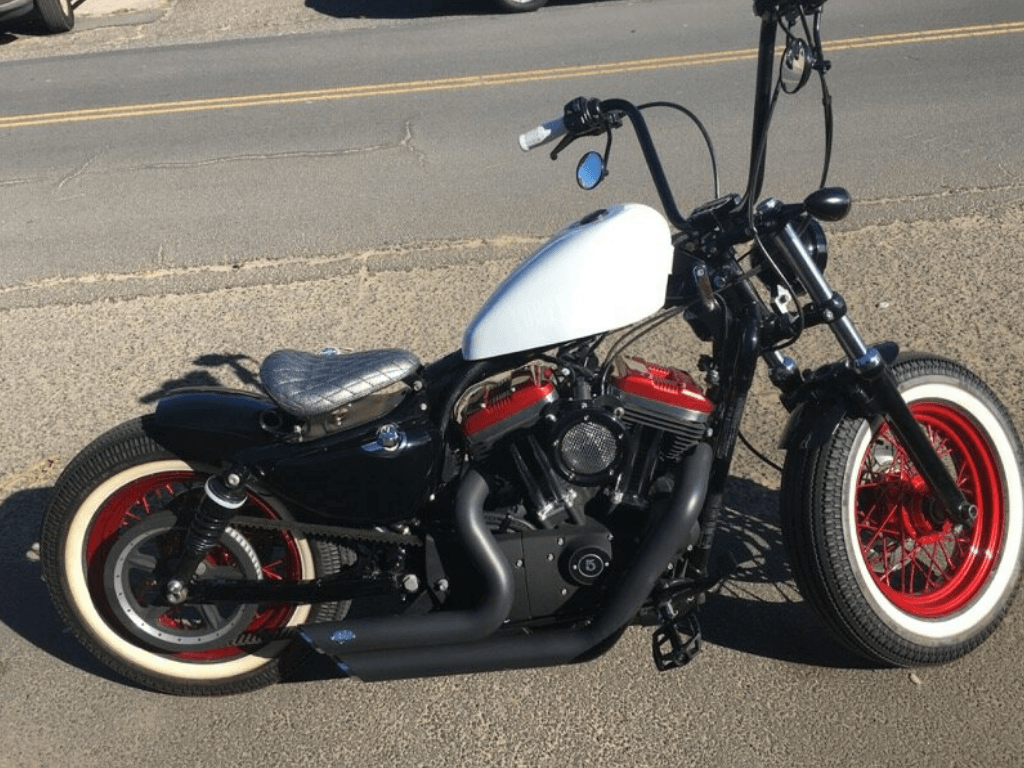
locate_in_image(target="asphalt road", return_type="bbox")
[2,1,1024,766]
[2,0,1023,293]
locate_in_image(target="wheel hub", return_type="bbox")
[893,472,951,543]
[103,512,263,653]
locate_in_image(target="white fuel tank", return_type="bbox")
[462,204,674,361]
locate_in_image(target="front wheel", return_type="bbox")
[781,355,1024,666]
[40,417,351,695]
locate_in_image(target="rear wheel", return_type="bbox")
[41,417,350,695]
[781,355,1024,665]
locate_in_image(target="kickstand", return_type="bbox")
[652,609,702,671]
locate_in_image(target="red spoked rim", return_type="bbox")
[85,470,304,660]
[855,402,1005,617]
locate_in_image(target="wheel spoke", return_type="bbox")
[137,602,171,626]
[123,549,159,572]
[899,539,917,593]
[858,490,900,551]
[197,602,228,631]
[917,543,942,589]
[852,392,1011,616]
[261,558,287,581]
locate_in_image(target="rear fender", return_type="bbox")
[148,387,441,524]
[147,387,279,464]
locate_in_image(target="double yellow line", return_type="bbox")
[2,20,1022,130]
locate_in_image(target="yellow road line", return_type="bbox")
[1,20,1022,130]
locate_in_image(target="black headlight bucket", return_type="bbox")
[754,213,828,296]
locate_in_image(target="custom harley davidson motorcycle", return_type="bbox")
[41,0,1024,695]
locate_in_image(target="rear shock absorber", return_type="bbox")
[164,469,249,604]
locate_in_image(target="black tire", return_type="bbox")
[494,0,548,12]
[780,355,1024,666]
[35,0,74,33]
[40,417,351,695]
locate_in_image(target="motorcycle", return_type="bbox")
[40,0,1024,696]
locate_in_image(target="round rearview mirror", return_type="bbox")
[780,38,813,94]
[576,151,607,190]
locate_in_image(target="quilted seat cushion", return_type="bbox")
[260,348,421,418]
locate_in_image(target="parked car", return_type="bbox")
[496,0,549,11]
[0,0,73,33]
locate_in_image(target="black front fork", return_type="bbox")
[763,214,976,527]
[165,468,249,604]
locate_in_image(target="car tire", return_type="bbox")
[35,0,74,33]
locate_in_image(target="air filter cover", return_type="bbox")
[551,407,627,486]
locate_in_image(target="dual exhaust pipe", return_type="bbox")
[299,442,713,681]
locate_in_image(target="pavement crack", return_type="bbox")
[130,126,418,172]
[0,236,545,310]
[399,120,426,165]
[0,175,49,189]
[857,181,1024,206]
[56,152,102,190]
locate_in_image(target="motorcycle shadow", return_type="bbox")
[138,352,260,404]
[0,485,125,687]
[305,0,599,20]
[700,476,866,669]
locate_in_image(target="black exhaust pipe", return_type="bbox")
[299,470,514,654]
[304,442,713,681]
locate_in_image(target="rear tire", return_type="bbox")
[780,355,1024,666]
[41,417,351,695]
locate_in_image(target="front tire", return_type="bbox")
[41,417,350,695]
[781,355,1024,666]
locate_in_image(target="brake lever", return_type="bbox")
[550,133,576,161]
[550,108,623,161]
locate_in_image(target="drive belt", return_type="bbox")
[231,515,424,548]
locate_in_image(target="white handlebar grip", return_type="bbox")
[518,118,567,151]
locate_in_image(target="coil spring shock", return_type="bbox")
[164,471,249,604]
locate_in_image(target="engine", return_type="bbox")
[457,356,713,524]
[451,355,712,623]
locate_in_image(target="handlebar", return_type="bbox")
[517,1,831,232]
[519,96,690,229]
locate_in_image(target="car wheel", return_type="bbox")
[35,0,74,33]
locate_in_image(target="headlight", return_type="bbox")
[754,213,828,296]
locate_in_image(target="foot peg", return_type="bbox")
[652,611,702,671]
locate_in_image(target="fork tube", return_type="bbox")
[771,219,976,526]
